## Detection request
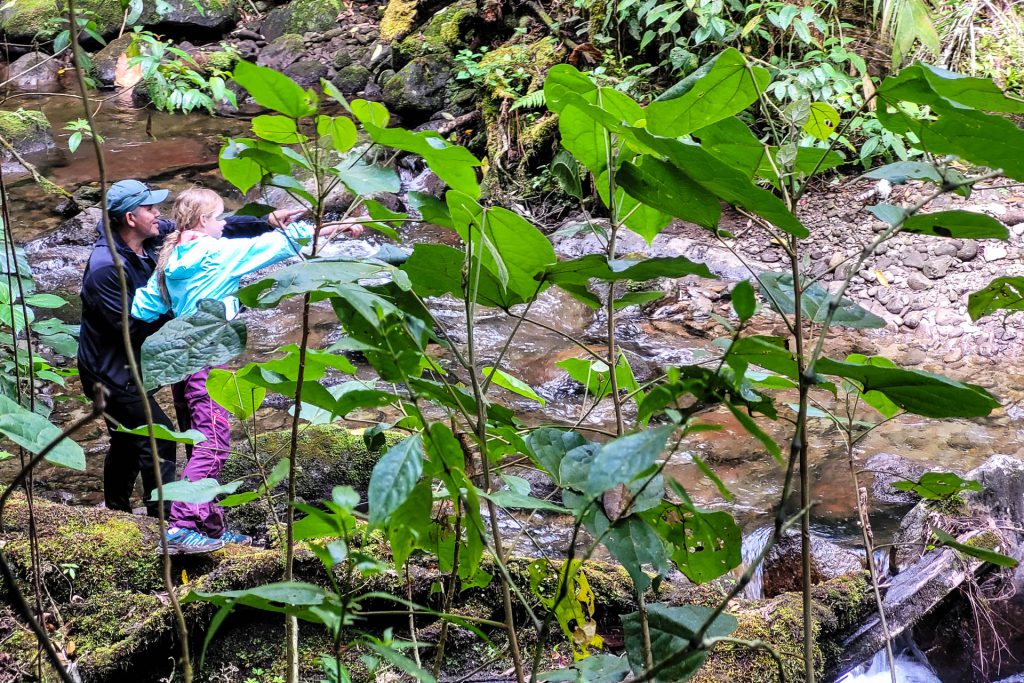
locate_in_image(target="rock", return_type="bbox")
[922,256,954,279]
[903,310,923,329]
[90,33,136,88]
[865,452,927,505]
[382,55,452,117]
[4,51,60,90]
[932,242,958,257]
[906,272,930,291]
[902,250,927,270]
[934,309,961,326]
[142,0,239,29]
[260,0,342,41]
[0,0,121,42]
[955,240,979,261]
[255,32,306,71]
[761,529,863,598]
[0,109,54,157]
[983,244,1008,262]
[331,64,372,95]
[394,0,477,62]
[282,59,331,88]
[26,207,101,251]
[380,0,419,43]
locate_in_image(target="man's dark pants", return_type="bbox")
[82,371,182,517]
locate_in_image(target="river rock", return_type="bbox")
[382,55,452,118]
[922,255,954,279]
[906,272,930,291]
[0,109,54,157]
[956,239,979,261]
[256,32,306,71]
[332,64,371,94]
[865,452,927,505]
[760,529,863,598]
[260,0,342,42]
[902,250,926,270]
[283,59,332,88]
[983,244,1008,262]
[4,52,60,90]
[23,208,100,291]
[91,33,136,88]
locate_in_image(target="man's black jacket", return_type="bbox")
[78,216,273,393]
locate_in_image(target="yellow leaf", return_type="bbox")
[181,569,189,584]
[66,640,76,656]
[873,269,889,287]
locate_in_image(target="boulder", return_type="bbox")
[91,33,136,89]
[0,109,54,157]
[332,64,372,95]
[865,452,927,505]
[259,0,342,41]
[255,32,306,71]
[0,0,121,42]
[382,55,452,118]
[141,0,239,29]
[393,0,477,62]
[23,208,100,292]
[760,529,863,598]
[282,59,331,88]
[5,51,60,90]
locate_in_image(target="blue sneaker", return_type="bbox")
[219,529,253,546]
[163,527,225,555]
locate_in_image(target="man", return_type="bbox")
[78,179,301,551]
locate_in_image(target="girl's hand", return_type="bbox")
[321,220,364,238]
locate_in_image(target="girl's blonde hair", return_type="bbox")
[154,187,224,304]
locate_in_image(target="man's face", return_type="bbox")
[123,204,161,239]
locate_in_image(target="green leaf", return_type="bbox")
[815,357,1000,418]
[206,369,266,421]
[402,243,524,308]
[615,290,664,309]
[756,271,886,329]
[543,64,597,114]
[219,139,266,194]
[724,335,801,379]
[902,210,1008,239]
[646,49,770,137]
[233,60,316,119]
[364,642,437,683]
[154,477,243,503]
[23,293,67,309]
[867,203,906,227]
[141,300,247,391]
[622,603,737,681]
[968,276,1024,321]
[183,581,340,625]
[596,513,669,591]
[406,192,453,229]
[731,280,755,322]
[525,428,589,484]
[890,471,982,499]
[483,366,545,405]
[538,654,631,682]
[932,528,1018,568]
[115,424,207,444]
[724,400,782,463]
[0,394,84,470]
[316,115,357,154]
[803,102,840,140]
[657,488,743,583]
[388,482,433,567]
[584,425,675,497]
[541,254,715,285]
[616,157,721,232]
[367,434,424,527]
[252,114,305,143]
[361,125,481,199]
[863,160,944,185]
[236,259,391,308]
[335,157,401,196]
[350,99,390,127]
[483,490,567,513]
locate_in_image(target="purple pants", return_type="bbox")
[169,366,232,538]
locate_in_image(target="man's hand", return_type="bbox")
[267,207,306,228]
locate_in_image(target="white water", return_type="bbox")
[740,526,773,599]
[836,649,941,683]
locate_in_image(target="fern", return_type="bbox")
[510,89,546,111]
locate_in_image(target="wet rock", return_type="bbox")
[382,55,452,117]
[283,59,331,88]
[256,32,306,71]
[260,0,342,41]
[91,34,135,88]
[865,452,927,505]
[23,208,100,291]
[0,0,121,42]
[4,52,60,90]
[332,64,372,95]
[142,0,239,29]
[761,529,863,598]
[0,109,54,157]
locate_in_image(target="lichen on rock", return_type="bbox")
[394,0,477,62]
[380,0,418,43]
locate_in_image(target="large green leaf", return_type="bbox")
[183,581,340,625]
[524,428,589,485]
[0,394,84,470]
[616,157,721,230]
[968,276,1024,321]
[206,369,267,421]
[541,254,715,285]
[652,490,743,583]
[219,139,266,194]
[154,477,243,503]
[236,258,391,307]
[334,157,401,196]
[756,271,886,329]
[584,425,675,497]
[483,367,545,405]
[621,603,737,682]
[891,471,982,500]
[252,114,305,144]
[723,335,800,379]
[362,124,482,199]
[401,243,529,308]
[646,49,770,138]
[596,513,669,591]
[141,299,247,391]
[116,424,207,444]
[233,60,317,119]
[629,129,808,237]
[367,434,424,527]
[388,481,433,567]
[932,528,1019,568]
[538,654,631,683]
[815,357,1000,418]
[315,115,357,154]
[902,210,1008,239]
[543,64,598,114]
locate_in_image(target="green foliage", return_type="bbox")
[891,472,982,500]
[621,604,738,681]
[129,32,238,114]
[968,276,1024,321]
[0,394,84,470]
[932,528,1019,568]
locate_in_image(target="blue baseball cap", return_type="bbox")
[106,179,170,216]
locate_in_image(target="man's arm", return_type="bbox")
[84,265,168,336]
[222,208,306,238]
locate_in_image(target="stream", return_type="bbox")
[3,87,1024,681]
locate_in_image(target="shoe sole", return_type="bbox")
[157,542,226,555]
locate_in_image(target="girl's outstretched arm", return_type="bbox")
[131,275,171,322]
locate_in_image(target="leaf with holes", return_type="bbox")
[652,491,742,584]
[803,101,840,140]
[968,276,1024,321]
[622,603,737,681]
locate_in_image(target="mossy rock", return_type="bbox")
[142,0,239,28]
[91,33,135,87]
[394,0,477,62]
[220,424,403,539]
[0,0,123,42]
[379,0,418,43]
[332,64,372,94]
[382,54,453,117]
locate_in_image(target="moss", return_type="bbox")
[962,529,1003,551]
[0,109,50,141]
[0,0,123,39]
[203,48,240,73]
[395,0,476,61]
[380,0,418,43]
[66,592,164,654]
[287,0,343,33]
[479,36,563,100]
[926,492,969,516]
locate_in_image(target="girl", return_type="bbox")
[132,187,363,552]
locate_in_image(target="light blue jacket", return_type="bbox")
[131,223,313,322]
